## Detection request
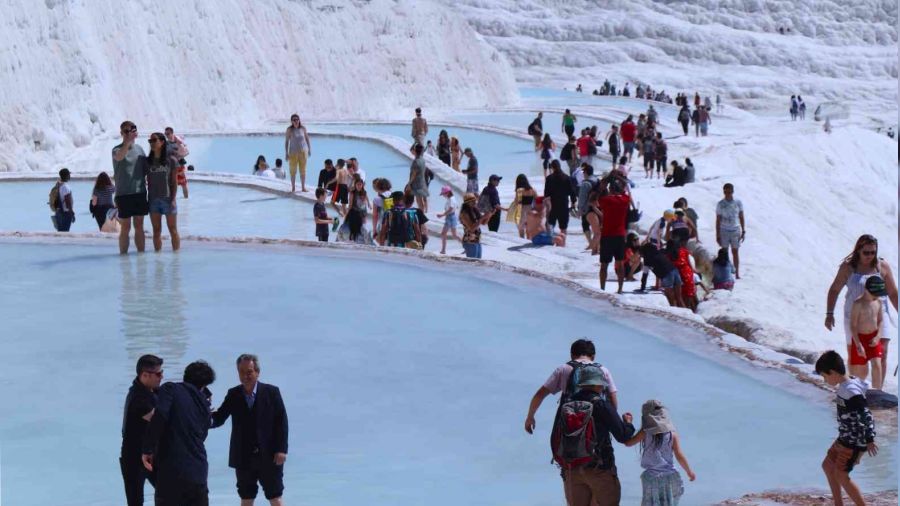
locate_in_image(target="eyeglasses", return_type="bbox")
[143,369,163,377]
[291,118,300,122]
[861,249,877,256]
[148,138,160,144]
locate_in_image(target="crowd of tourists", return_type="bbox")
[41,96,895,506]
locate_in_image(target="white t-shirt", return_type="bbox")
[257,168,276,179]
[58,182,72,212]
[716,198,744,231]
[444,195,457,215]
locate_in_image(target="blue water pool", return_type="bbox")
[0,180,318,240]
[186,134,411,184]
[312,123,545,180]
[0,241,894,505]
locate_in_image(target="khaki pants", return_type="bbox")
[288,151,308,181]
[563,467,621,506]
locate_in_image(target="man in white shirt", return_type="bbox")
[55,168,75,232]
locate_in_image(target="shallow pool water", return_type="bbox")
[0,180,318,240]
[0,241,894,506]
[187,134,411,184]
[312,123,545,180]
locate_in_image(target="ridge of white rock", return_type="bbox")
[0,0,518,172]
[457,0,898,124]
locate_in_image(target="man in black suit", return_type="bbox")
[212,354,289,505]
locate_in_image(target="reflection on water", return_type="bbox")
[119,255,188,371]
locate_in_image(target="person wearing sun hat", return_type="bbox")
[559,364,635,506]
[624,399,696,506]
[436,186,461,255]
[459,191,494,258]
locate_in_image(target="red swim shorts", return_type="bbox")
[848,330,882,366]
[176,166,187,186]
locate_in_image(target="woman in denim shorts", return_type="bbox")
[146,132,180,252]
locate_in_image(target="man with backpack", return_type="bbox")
[677,106,690,135]
[378,190,421,248]
[560,136,579,174]
[50,168,75,232]
[528,112,544,149]
[524,339,619,435]
[557,366,635,506]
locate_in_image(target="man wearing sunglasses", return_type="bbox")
[113,120,150,254]
[121,354,164,506]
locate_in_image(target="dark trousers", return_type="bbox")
[121,456,156,506]
[488,209,501,232]
[55,210,73,231]
[155,476,208,506]
[680,120,689,135]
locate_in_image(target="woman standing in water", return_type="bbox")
[145,132,180,252]
[285,114,312,193]
[91,172,116,230]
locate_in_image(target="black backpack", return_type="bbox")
[527,122,536,135]
[560,143,574,161]
[388,208,412,244]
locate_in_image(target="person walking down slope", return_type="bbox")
[624,400,697,506]
[557,365,635,506]
[562,109,578,138]
[539,134,557,176]
[606,125,621,169]
[790,95,799,121]
[677,106,691,136]
[528,112,544,149]
[620,115,637,162]
[715,183,745,279]
[798,95,806,120]
[698,107,711,137]
[285,114,312,193]
[411,107,428,146]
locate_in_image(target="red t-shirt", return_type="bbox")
[599,194,631,237]
[576,136,591,157]
[620,122,636,142]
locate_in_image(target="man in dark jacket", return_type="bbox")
[564,366,635,506]
[543,160,575,234]
[212,354,289,506]
[480,175,503,232]
[121,354,163,506]
[143,360,216,506]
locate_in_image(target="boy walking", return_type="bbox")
[815,351,878,506]
[313,188,332,242]
[849,276,887,390]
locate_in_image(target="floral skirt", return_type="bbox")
[641,471,684,506]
